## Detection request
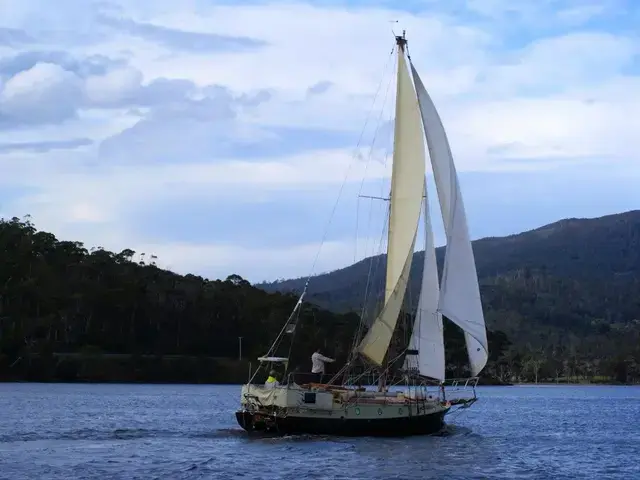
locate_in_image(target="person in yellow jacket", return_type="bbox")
[264,369,280,388]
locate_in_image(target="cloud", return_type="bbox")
[481,32,639,95]
[0,27,37,46]
[0,51,126,78]
[0,62,84,126]
[134,238,381,284]
[307,81,333,96]
[97,15,267,53]
[0,138,93,153]
[1,0,640,281]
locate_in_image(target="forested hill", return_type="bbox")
[0,216,361,383]
[1,214,638,384]
[259,210,640,317]
[259,210,640,381]
[0,215,515,384]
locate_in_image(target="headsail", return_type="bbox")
[403,184,445,381]
[409,61,489,376]
[357,37,426,366]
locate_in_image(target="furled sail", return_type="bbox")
[403,185,445,381]
[357,44,426,366]
[409,61,489,376]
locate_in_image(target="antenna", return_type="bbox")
[389,19,398,37]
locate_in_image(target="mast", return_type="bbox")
[377,31,408,392]
[357,30,426,385]
[395,30,407,55]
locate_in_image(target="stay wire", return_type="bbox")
[299,46,396,296]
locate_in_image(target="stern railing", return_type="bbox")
[441,376,479,407]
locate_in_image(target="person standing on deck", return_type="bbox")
[311,349,334,383]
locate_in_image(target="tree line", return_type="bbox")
[0,216,637,384]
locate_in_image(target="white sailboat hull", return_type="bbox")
[236,384,454,437]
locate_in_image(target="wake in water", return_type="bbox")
[0,423,478,445]
[0,428,184,443]
[211,423,476,441]
[192,428,247,439]
[0,427,249,443]
[436,423,474,436]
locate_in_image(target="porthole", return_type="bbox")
[377,408,383,416]
[355,407,361,416]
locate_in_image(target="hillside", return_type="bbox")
[0,216,360,382]
[259,210,640,376]
[1,213,638,384]
[0,215,512,384]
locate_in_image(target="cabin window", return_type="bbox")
[303,392,316,404]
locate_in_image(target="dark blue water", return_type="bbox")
[0,384,638,479]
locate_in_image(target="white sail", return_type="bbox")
[403,185,445,381]
[409,61,489,376]
[357,45,426,366]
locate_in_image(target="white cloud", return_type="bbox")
[0,0,639,280]
[454,83,640,166]
[483,32,638,95]
[0,145,392,274]
[0,62,83,124]
[138,237,385,282]
[84,67,143,106]
[1,146,390,208]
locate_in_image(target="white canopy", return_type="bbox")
[257,356,289,363]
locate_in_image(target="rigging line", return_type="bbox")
[351,179,389,343]
[352,88,396,344]
[259,48,394,375]
[261,293,304,361]
[348,213,388,359]
[347,110,395,364]
[353,47,397,264]
[300,46,396,294]
[347,214,390,369]
[362,90,396,299]
[282,305,303,378]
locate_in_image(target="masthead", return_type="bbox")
[395,29,407,51]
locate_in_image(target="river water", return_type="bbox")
[0,383,638,479]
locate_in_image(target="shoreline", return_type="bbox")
[2,379,637,386]
[2,353,636,386]
[512,381,637,386]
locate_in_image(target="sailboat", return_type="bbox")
[235,32,489,437]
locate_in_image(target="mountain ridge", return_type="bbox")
[259,209,640,292]
[258,209,640,351]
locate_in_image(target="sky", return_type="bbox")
[1,0,640,282]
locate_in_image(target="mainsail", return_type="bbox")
[402,185,445,381]
[358,33,488,379]
[357,38,426,366]
[410,62,489,377]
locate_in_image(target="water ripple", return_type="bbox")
[0,383,639,480]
